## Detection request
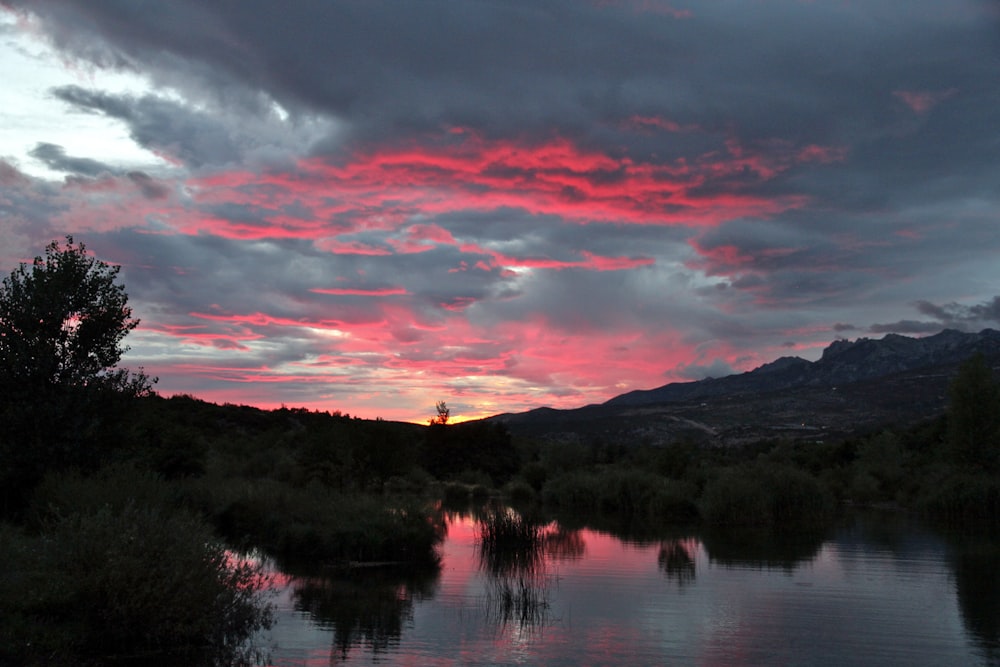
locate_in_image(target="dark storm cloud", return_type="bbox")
[126,172,170,199]
[4,0,1000,418]
[25,143,169,199]
[869,297,1000,335]
[916,297,1000,327]
[869,320,946,335]
[29,142,113,176]
[16,0,1000,232]
[14,1,993,143]
[676,358,736,381]
[52,85,244,167]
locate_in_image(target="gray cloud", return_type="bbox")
[676,358,737,381]
[869,296,1000,335]
[869,320,946,335]
[3,0,1000,418]
[29,142,113,176]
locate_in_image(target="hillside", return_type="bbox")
[488,329,1000,446]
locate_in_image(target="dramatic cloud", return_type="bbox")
[1,1,999,421]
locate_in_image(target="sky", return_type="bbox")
[1,1,999,423]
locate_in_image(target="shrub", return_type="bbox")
[541,470,600,512]
[918,473,1000,524]
[701,464,834,528]
[504,479,538,507]
[201,478,443,565]
[0,504,272,666]
[648,480,700,523]
[442,481,472,507]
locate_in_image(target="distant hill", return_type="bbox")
[488,329,1000,446]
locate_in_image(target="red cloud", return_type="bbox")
[183,131,840,242]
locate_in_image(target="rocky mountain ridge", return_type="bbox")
[490,328,1000,446]
[607,328,1000,408]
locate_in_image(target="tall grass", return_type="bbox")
[476,508,551,633]
[477,508,546,576]
[482,574,550,633]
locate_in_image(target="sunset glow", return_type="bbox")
[2,2,999,422]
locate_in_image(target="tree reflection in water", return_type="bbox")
[700,525,827,570]
[945,529,1000,664]
[658,538,697,585]
[289,564,439,662]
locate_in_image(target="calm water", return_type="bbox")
[257,510,1000,666]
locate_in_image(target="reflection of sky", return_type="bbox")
[260,516,982,666]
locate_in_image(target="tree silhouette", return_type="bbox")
[0,237,153,514]
[432,401,450,425]
[0,237,148,392]
[947,353,1000,470]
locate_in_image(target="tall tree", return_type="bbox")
[0,237,145,392]
[947,353,1000,470]
[0,237,153,514]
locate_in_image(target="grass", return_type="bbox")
[482,574,550,633]
[477,508,546,577]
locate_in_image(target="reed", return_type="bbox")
[483,574,550,632]
[477,508,545,576]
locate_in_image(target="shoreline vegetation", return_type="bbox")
[2,240,999,665]
[2,373,998,665]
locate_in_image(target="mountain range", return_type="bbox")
[488,328,1000,446]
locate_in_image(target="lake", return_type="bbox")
[256,508,1000,666]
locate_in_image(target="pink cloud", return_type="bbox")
[181,131,834,241]
[623,115,700,134]
[893,88,958,114]
[310,286,408,296]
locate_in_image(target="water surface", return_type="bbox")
[258,511,1000,666]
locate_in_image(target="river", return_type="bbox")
[256,509,1000,666]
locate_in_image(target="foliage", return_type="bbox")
[0,238,154,516]
[700,464,834,528]
[918,472,1000,524]
[191,477,443,566]
[0,490,272,666]
[0,236,146,391]
[431,400,449,425]
[422,420,520,484]
[947,353,1000,470]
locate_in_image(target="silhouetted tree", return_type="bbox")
[0,237,149,392]
[947,353,1000,470]
[0,237,153,515]
[432,401,450,425]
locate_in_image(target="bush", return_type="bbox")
[541,470,600,512]
[504,479,538,507]
[648,480,700,523]
[198,478,443,565]
[919,473,1000,524]
[701,464,834,528]
[0,504,272,666]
